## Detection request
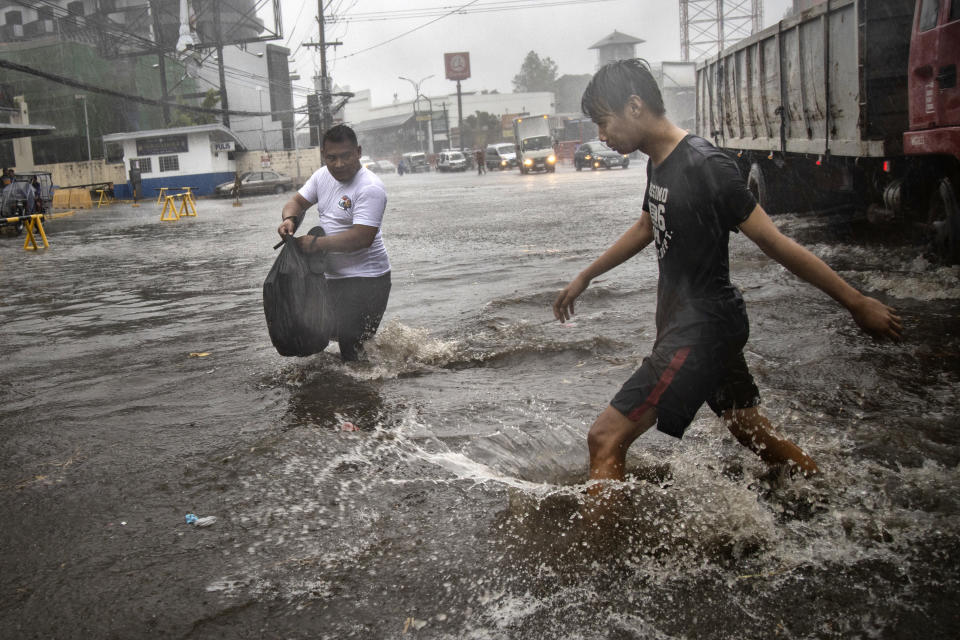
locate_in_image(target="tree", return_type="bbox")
[170,89,220,127]
[512,51,559,93]
[459,111,504,149]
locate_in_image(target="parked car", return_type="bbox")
[436,150,468,172]
[574,141,630,171]
[485,143,517,170]
[360,156,378,171]
[214,170,295,197]
[400,152,430,173]
[369,159,397,174]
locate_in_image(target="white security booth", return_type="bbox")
[103,124,244,199]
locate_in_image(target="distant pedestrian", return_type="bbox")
[231,172,243,203]
[476,149,486,175]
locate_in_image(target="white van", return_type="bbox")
[436,150,468,172]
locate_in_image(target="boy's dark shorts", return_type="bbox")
[609,336,760,439]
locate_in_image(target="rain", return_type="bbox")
[2,1,959,638]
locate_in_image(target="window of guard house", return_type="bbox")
[134,158,152,173]
[5,10,22,25]
[919,0,940,31]
[159,155,179,172]
[105,142,124,164]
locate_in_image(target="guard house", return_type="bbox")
[102,124,244,199]
[588,31,645,68]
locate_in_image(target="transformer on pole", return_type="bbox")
[679,0,763,62]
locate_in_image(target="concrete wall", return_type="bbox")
[37,147,323,201]
[35,159,127,189]
[235,147,322,185]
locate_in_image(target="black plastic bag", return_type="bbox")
[263,227,333,356]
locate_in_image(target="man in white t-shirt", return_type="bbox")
[277,124,391,361]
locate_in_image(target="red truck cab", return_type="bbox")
[904,0,960,262]
[905,0,960,154]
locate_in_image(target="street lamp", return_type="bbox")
[75,94,93,186]
[399,74,434,154]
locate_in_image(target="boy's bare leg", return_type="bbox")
[587,405,657,486]
[724,407,819,475]
[580,405,657,529]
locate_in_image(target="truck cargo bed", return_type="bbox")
[696,0,914,158]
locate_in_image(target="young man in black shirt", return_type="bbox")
[553,59,903,483]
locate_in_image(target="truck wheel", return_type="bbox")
[929,177,960,264]
[747,162,783,214]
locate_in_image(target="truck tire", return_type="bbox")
[747,162,783,214]
[929,177,960,264]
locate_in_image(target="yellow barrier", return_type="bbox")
[160,195,179,221]
[67,189,93,209]
[155,187,169,205]
[178,191,197,218]
[52,189,72,209]
[159,192,198,221]
[4,214,50,250]
[95,189,113,208]
[23,215,48,250]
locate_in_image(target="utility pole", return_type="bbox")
[75,94,93,186]
[304,2,342,136]
[214,0,229,128]
[149,0,170,125]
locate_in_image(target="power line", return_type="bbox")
[331,0,614,23]
[338,0,483,60]
[0,58,306,118]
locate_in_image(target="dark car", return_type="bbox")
[573,141,630,171]
[485,143,517,170]
[214,170,294,197]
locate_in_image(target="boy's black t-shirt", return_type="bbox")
[641,134,757,340]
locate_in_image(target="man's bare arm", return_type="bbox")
[739,205,903,341]
[277,193,312,237]
[297,224,379,254]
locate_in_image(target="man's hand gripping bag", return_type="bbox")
[263,228,333,356]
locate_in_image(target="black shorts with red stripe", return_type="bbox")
[610,327,760,439]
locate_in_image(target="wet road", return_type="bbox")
[1,166,959,639]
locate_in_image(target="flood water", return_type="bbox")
[2,166,959,639]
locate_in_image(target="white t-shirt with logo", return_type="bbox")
[298,166,390,279]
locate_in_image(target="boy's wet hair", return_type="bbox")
[581,58,665,121]
[322,124,359,148]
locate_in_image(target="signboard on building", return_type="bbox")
[212,141,235,153]
[136,134,188,156]
[444,52,471,81]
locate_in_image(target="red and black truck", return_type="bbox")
[696,0,960,262]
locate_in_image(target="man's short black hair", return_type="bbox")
[322,124,359,148]
[581,58,665,122]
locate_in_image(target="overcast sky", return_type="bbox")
[281,0,793,107]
